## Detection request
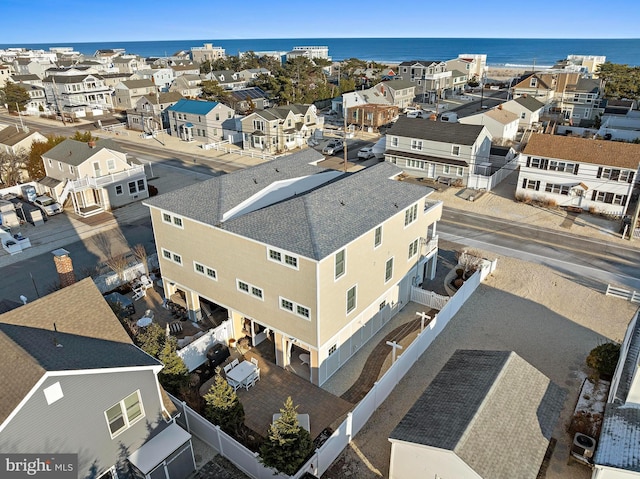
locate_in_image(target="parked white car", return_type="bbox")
[33,195,62,216]
[357,147,375,159]
[322,141,344,155]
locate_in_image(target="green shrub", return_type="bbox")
[586,342,620,378]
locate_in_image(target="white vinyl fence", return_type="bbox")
[410,288,449,309]
[467,156,518,192]
[606,284,640,304]
[168,258,496,479]
[93,253,158,293]
[177,321,231,371]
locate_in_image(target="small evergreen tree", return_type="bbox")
[158,337,189,394]
[586,342,620,379]
[136,322,166,357]
[203,368,245,435]
[260,396,312,475]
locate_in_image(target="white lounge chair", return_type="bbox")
[139,274,154,290]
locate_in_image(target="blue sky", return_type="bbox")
[3,0,639,43]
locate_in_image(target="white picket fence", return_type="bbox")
[168,258,496,479]
[606,284,640,304]
[410,288,449,309]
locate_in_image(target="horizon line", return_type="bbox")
[2,36,640,46]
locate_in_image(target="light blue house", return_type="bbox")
[166,98,236,143]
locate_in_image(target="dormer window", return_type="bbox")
[530,78,538,87]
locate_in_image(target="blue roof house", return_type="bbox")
[166,98,235,143]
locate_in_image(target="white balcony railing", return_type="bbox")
[70,165,145,190]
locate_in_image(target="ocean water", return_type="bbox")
[1,37,639,67]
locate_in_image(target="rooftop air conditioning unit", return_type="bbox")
[571,433,596,463]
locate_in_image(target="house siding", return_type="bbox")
[0,369,166,479]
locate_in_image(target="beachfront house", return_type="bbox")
[384,116,492,186]
[389,350,564,479]
[0,278,196,479]
[39,138,148,217]
[143,149,443,386]
[517,133,640,216]
[397,60,451,103]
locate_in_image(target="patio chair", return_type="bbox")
[223,363,233,375]
[231,358,239,368]
[250,357,259,367]
[227,377,241,392]
[245,370,259,390]
[139,274,154,290]
[132,287,146,301]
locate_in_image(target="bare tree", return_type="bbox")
[0,149,28,186]
[104,254,130,282]
[132,244,148,275]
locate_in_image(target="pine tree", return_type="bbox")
[203,368,245,435]
[259,396,312,475]
[157,337,189,394]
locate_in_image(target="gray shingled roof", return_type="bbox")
[381,79,415,90]
[514,95,545,112]
[119,79,155,89]
[387,116,485,145]
[43,74,100,84]
[0,278,159,424]
[389,350,565,479]
[146,149,433,259]
[43,138,124,166]
[595,404,640,471]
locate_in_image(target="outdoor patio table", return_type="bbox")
[226,360,257,387]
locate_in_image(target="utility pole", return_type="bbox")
[51,77,66,125]
[343,102,348,172]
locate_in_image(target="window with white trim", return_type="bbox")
[529,157,544,169]
[162,212,184,229]
[105,390,144,438]
[107,159,116,170]
[548,160,576,173]
[407,159,425,169]
[346,285,357,314]
[128,180,146,195]
[279,297,311,319]
[408,238,419,259]
[390,136,398,147]
[385,257,394,282]
[521,178,540,191]
[374,226,382,248]
[268,248,299,269]
[335,249,345,279]
[115,185,123,195]
[194,261,217,280]
[237,279,263,300]
[404,204,418,226]
[451,145,460,156]
[545,183,570,195]
[410,139,423,151]
[161,248,182,265]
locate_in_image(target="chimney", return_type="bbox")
[52,248,76,288]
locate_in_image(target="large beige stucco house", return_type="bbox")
[145,149,442,385]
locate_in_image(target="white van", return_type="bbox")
[440,112,458,123]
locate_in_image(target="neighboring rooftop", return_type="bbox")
[43,138,124,166]
[523,133,640,169]
[512,95,545,112]
[166,98,220,115]
[389,350,564,479]
[387,116,485,145]
[595,404,640,471]
[0,278,160,425]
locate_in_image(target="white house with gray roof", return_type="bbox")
[144,149,443,385]
[500,95,545,130]
[385,116,492,186]
[40,138,147,216]
[389,350,564,479]
[0,278,195,479]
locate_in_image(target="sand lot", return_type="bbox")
[324,245,638,479]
